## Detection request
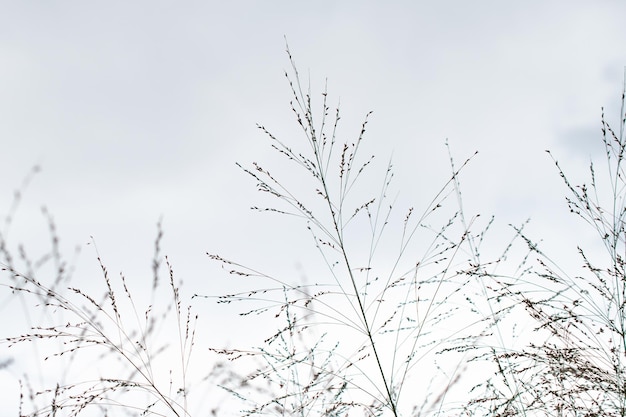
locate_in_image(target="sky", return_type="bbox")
[1,1,626,415]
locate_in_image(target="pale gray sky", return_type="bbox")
[1,1,626,415]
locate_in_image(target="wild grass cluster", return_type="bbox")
[1,49,625,416]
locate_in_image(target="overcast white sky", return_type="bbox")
[1,1,626,415]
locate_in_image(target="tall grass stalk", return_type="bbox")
[201,47,481,417]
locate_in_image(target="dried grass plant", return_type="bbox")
[0,180,204,415]
[198,47,483,417]
[461,78,626,417]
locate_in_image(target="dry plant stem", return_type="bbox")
[282,48,398,415]
[12,266,185,417]
[326,158,397,417]
[2,217,196,416]
[218,46,479,416]
[167,255,198,414]
[93,237,188,417]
